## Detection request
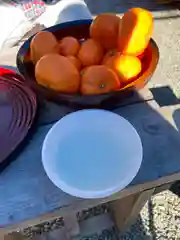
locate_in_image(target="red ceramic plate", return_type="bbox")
[0,68,37,171]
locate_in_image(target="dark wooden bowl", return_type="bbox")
[16,19,159,108]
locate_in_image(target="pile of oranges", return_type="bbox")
[30,7,153,95]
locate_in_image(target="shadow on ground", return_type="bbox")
[119,215,152,240]
[150,85,180,107]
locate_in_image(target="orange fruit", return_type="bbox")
[30,31,58,64]
[102,49,118,64]
[67,56,82,71]
[59,36,80,56]
[80,67,90,76]
[90,13,120,50]
[103,54,119,69]
[81,65,120,95]
[118,8,153,56]
[78,39,104,67]
[35,54,80,93]
[104,54,142,83]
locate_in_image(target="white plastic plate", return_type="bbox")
[42,109,143,199]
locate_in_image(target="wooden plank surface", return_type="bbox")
[1,100,180,234]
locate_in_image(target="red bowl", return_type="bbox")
[16,19,159,108]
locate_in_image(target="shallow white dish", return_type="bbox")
[42,109,143,199]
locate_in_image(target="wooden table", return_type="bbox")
[1,83,180,237]
[1,44,180,238]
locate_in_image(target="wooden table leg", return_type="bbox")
[110,188,155,232]
[63,213,80,240]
